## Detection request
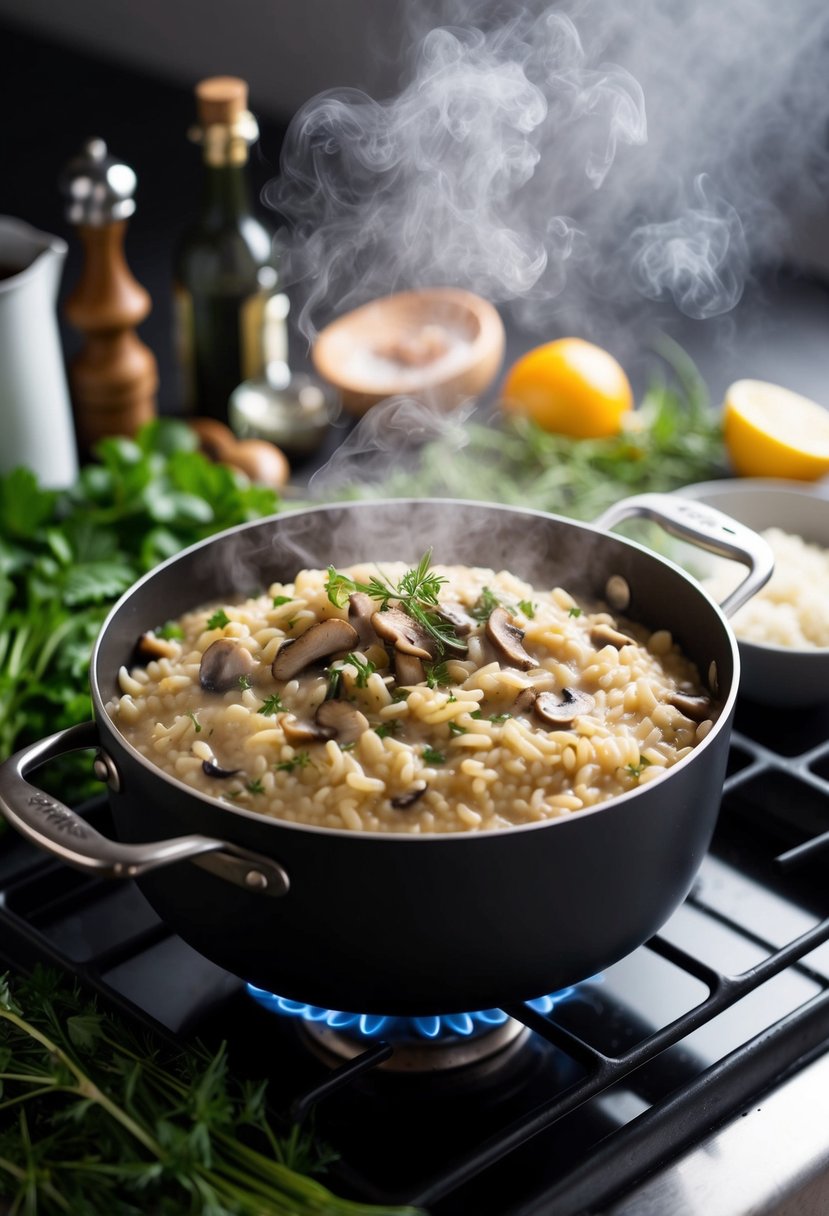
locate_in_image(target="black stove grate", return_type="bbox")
[1,697,829,1216]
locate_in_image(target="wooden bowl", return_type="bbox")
[311,287,505,416]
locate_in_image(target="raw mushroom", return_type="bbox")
[372,608,437,659]
[315,699,369,744]
[666,691,712,722]
[486,607,534,671]
[272,618,359,680]
[202,758,241,779]
[199,639,256,692]
[282,716,334,745]
[391,785,428,810]
[348,593,380,648]
[533,688,596,726]
[590,623,636,650]
[395,651,426,685]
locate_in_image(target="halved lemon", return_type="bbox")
[501,338,634,439]
[724,380,829,481]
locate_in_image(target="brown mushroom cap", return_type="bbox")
[134,631,180,665]
[272,618,359,680]
[437,602,476,637]
[199,639,256,692]
[371,607,438,660]
[665,691,712,722]
[348,593,381,648]
[590,623,636,650]
[315,699,369,744]
[486,606,534,670]
[395,651,427,685]
[282,715,334,745]
[533,687,596,726]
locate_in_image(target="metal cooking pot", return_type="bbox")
[0,495,772,1015]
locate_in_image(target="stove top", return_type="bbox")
[1,697,829,1215]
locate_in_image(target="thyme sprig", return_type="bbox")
[325,550,464,656]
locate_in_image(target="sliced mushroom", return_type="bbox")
[665,691,712,722]
[133,631,180,665]
[202,758,241,779]
[348,593,381,649]
[391,785,428,810]
[371,608,437,659]
[486,607,534,670]
[315,699,369,745]
[437,602,476,637]
[395,651,426,685]
[199,639,256,692]
[272,618,359,681]
[513,687,538,714]
[282,715,334,745]
[534,688,596,726]
[590,623,636,650]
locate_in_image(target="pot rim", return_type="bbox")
[92,496,741,843]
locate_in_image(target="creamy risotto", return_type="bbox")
[107,560,717,834]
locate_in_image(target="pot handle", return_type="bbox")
[595,491,774,617]
[0,721,289,898]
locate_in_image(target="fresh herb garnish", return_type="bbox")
[471,709,511,723]
[325,550,463,656]
[187,710,202,733]
[246,777,265,795]
[519,600,536,618]
[422,746,446,764]
[207,608,230,630]
[374,721,400,739]
[472,586,503,622]
[272,594,293,607]
[275,752,313,773]
[157,620,184,640]
[425,660,452,688]
[326,666,343,699]
[568,607,583,619]
[0,966,414,1216]
[391,687,412,702]
[343,652,377,688]
[238,673,252,691]
[448,721,467,736]
[624,757,652,780]
[259,692,284,716]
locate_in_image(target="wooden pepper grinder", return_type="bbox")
[60,138,158,451]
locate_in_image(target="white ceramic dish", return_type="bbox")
[674,478,829,707]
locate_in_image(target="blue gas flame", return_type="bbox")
[246,984,580,1040]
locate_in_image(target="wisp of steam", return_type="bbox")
[267,0,829,343]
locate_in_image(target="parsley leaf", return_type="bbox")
[259,693,284,716]
[207,608,230,630]
[422,746,446,764]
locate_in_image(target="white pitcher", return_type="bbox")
[0,218,78,488]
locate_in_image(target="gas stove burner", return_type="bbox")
[246,984,577,1072]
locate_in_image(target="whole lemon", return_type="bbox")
[723,379,829,480]
[501,338,634,438]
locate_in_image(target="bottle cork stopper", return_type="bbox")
[195,76,249,127]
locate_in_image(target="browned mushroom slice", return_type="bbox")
[199,639,256,692]
[315,699,369,744]
[665,691,712,722]
[514,687,538,714]
[391,785,428,810]
[395,651,426,685]
[371,608,437,659]
[533,688,596,726]
[202,758,241,778]
[348,592,381,648]
[437,602,476,636]
[134,631,180,665]
[272,618,359,681]
[282,715,334,745]
[486,607,534,670]
[590,623,636,650]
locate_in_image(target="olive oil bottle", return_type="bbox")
[174,76,288,422]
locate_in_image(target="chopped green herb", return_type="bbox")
[186,710,201,733]
[392,687,412,702]
[343,652,377,687]
[326,666,344,699]
[340,741,356,751]
[275,752,313,773]
[374,721,400,739]
[259,692,284,716]
[448,721,467,736]
[238,673,252,691]
[206,608,230,630]
[425,660,452,688]
[624,757,652,780]
[519,600,536,618]
[422,746,446,764]
[472,586,503,622]
[272,594,293,606]
[157,620,184,640]
[568,606,583,618]
[471,709,511,723]
[246,777,265,795]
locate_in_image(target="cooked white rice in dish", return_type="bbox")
[705,528,829,650]
[107,558,717,834]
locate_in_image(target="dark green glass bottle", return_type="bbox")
[174,76,287,422]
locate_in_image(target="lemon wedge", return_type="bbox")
[723,379,829,481]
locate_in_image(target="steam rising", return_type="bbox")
[268,0,829,340]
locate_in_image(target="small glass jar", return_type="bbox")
[228,361,339,457]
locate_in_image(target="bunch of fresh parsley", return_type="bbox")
[0,421,280,802]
